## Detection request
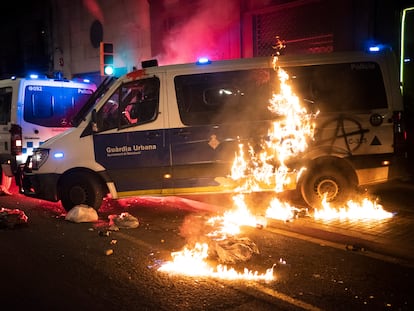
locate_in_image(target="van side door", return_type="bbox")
[92,77,168,194]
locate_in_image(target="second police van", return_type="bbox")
[21,48,407,211]
[0,75,96,190]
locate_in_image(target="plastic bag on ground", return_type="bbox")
[65,205,98,223]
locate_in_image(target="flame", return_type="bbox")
[158,54,394,282]
[230,57,316,194]
[158,242,275,281]
[207,194,264,237]
[265,197,304,222]
[314,195,394,221]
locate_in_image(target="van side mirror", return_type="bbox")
[91,109,98,132]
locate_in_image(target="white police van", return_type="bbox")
[0,75,96,191]
[21,48,407,211]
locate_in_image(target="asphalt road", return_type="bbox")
[0,184,413,310]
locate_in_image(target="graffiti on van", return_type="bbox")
[313,114,370,155]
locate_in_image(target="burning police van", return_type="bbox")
[21,48,407,211]
[0,75,96,191]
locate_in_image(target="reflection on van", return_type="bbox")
[22,49,408,212]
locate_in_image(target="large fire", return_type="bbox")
[158,50,393,281]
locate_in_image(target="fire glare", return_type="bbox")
[158,55,393,281]
[158,242,275,281]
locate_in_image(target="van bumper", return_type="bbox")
[22,172,60,202]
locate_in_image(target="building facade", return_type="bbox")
[1,0,410,85]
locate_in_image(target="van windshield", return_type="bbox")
[23,85,95,127]
[72,76,117,127]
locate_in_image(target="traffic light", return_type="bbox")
[100,42,114,76]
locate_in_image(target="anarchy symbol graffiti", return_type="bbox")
[314,115,370,154]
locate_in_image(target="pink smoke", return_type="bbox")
[83,0,104,22]
[157,0,241,65]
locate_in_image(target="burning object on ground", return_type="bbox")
[0,208,28,229]
[209,236,260,264]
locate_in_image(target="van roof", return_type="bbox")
[125,49,395,81]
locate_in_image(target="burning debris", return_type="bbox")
[209,236,259,264]
[0,208,28,229]
[313,196,393,221]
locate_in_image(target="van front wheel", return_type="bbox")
[300,166,356,209]
[59,172,104,212]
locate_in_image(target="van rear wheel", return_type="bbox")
[300,166,356,209]
[59,172,104,212]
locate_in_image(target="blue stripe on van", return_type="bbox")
[93,122,270,194]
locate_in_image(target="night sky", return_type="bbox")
[0,1,51,78]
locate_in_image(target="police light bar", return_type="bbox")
[366,43,390,53]
[369,46,380,52]
[142,59,158,68]
[196,57,211,65]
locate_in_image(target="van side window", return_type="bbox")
[119,77,160,128]
[288,62,388,113]
[0,87,12,125]
[96,77,160,132]
[175,69,276,125]
[23,85,95,127]
[96,93,120,131]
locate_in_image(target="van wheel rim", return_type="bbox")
[315,178,339,201]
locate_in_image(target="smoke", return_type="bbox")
[157,0,240,65]
[83,0,104,22]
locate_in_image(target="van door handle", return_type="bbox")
[146,132,161,139]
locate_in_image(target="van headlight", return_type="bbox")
[31,148,49,170]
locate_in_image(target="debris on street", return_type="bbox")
[104,249,114,256]
[65,205,99,223]
[108,212,139,230]
[0,208,28,228]
[98,230,111,237]
[209,236,260,264]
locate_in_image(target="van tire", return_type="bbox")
[300,165,356,209]
[59,172,104,212]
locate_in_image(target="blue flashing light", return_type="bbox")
[29,74,39,79]
[369,46,380,52]
[366,43,391,53]
[83,78,91,83]
[196,57,211,65]
[53,152,64,159]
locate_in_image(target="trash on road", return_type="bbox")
[209,236,260,264]
[0,208,28,229]
[65,205,98,223]
[108,212,139,230]
[104,249,114,256]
